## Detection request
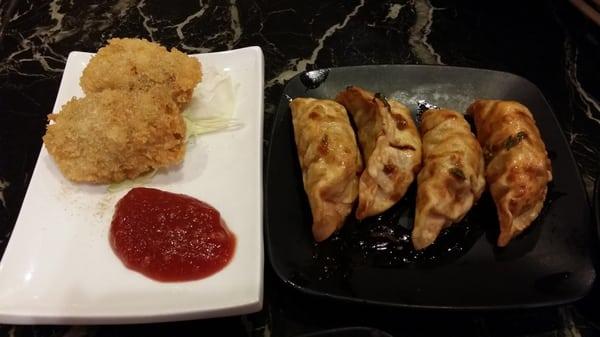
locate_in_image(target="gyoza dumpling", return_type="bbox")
[336,86,422,219]
[467,100,552,247]
[412,108,486,250]
[290,98,363,241]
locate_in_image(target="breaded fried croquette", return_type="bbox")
[43,87,186,183]
[80,38,202,107]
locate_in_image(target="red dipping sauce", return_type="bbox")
[110,187,236,282]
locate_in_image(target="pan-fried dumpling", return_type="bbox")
[467,100,552,247]
[336,86,422,219]
[412,108,486,250]
[290,98,363,241]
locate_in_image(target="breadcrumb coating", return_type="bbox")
[43,88,186,183]
[80,38,202,107]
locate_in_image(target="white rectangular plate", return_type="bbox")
[0,46,264,324]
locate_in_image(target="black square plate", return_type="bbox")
[265,65,596,309]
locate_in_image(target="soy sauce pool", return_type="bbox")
[298,184,560,288]
[305,187,493,282]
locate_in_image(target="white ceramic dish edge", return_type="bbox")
[0,46,265,324]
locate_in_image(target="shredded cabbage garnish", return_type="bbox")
[183,112,243,141]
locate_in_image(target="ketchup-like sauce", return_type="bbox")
[110,187,236,282]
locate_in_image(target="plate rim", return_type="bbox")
[0,45,265,324]
[293,326,394,337]
[264,64,596,311]
[593,172,600,272]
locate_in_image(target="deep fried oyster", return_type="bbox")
[80,38,202,107]
[43,88,186,183]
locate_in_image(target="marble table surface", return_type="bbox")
[0,0,599,336]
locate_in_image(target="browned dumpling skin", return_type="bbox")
[412,109,486,250]
[290,98,363,241]
[467,100,552,247]
[336,86,422,220]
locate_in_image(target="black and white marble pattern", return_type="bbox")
[0,0,599,336]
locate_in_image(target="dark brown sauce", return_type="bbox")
[303,187,492,284]
[302,181,562,286]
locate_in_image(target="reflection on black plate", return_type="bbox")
[265,65,596,309]
[295,327,393,337]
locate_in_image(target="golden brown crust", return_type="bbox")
[43,87,186,183]
[412,109,486,250]
[80,38,202,107]
[467,100,552,247]
[335,86,422,220]
[290,98,363,241]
